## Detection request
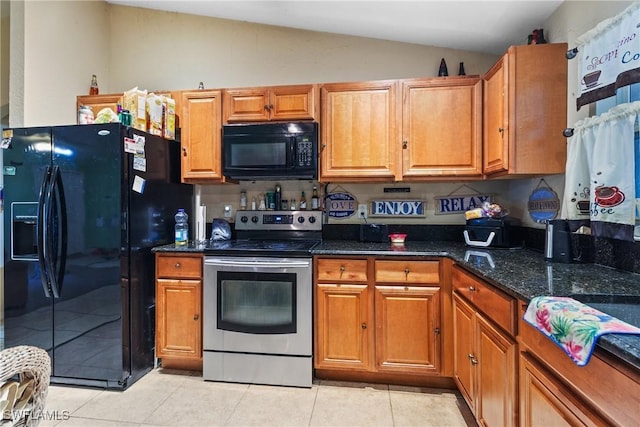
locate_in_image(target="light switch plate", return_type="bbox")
[223,205,233,218]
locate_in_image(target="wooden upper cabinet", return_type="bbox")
[76,93,122,122]
[402,76,483,179]
[483,43,568,177]
[180,90,223,182]
[320,80,401,182]
[223,84,317,123]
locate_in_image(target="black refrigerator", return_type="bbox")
[1,123,193,389]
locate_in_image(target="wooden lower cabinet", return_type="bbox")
[314,256,449,385]
[453,267,517,427]
[518,302,640,426]
[155,253,203,369]
[375,285,440,374]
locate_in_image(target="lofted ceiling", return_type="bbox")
[105,0,565,55]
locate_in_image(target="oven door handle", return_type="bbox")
[205,258,310,268]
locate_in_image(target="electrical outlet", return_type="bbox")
[223,205,233,218]
[358,204,368,220]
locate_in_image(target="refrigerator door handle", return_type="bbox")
[47,165,67,298]
[37,166,53,298]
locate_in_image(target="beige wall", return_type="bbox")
[7,1,633,229]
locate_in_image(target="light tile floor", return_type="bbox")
[41,369,476,427]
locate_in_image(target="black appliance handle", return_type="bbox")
[289,136,297,170]
[37,166,53,298]
[50,165,67,298]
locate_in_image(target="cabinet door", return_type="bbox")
[181,90,223,182]
[402,77,482,179]
[223,88,270,122]
[320,80,401,182]
[476,313,517,427]
[453,293,476,408]
[315,283,372,371]
[519,352,598,427]
[76,94,122,122]
[156,278,202,359]
[483,56,509,175]
[374,285,440,375]
[270,85,316,121]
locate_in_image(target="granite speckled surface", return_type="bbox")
[313,240,640,370]
[153,239,640,370]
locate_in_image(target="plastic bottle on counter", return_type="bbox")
[174,208,189,246]
[240,190,247,210]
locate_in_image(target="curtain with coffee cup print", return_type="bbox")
[562,101,640,241]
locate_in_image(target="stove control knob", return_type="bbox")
[308,216,316,224]
[240,216,249,223]
[251,216,259,223]
[297,216,305,223]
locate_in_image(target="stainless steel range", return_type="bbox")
[203,210,321,387]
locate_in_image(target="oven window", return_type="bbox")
[217,271,296,334]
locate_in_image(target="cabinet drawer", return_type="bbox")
[157,255,202,279]
[453,266,516,335]
[375,260,440,284]
[316,258,368,282]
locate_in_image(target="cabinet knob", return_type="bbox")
[468,353,478,365]
[174,262,181,269]
[404,268,410,278]
[264,105,270,111]
[269,104,274,110]
[340,265,345,278]
[361,323,367,330]
[498,127,504,133]
[468,286,476,292]
[182,147,187,156]
[402,140,408,149]
[194,314,199,320]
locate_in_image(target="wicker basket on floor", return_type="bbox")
[0,346,51,427]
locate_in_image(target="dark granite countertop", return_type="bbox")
[313,240,640,370]
[153,240,640,371]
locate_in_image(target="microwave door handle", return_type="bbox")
[289,137,297,170]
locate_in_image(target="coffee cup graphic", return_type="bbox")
[582,70,601,89]
[576,200,590,214]
[594,186,624,207]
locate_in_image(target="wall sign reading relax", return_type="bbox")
[369,200,425,217]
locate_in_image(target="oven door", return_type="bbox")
[203,256,312,356]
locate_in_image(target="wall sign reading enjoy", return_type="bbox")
[369,200,425,217]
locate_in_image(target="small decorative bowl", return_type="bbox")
[389,233,407,244]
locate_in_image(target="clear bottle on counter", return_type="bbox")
[311,186,319,210]
[174,208,188,246]
[300,191,307,210]
[240,190,247,210]
[251,197,257,211]
[290,199,296,210]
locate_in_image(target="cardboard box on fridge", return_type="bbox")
[146,93,164,136]
[123,87,147,131]
[162,96,176,140]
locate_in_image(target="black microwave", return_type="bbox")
[222,122,318,180]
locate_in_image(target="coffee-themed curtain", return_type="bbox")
[575,2,640,110]
[562,101,640,241]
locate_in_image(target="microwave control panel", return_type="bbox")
[296,139,314,167]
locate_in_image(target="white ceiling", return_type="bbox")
[106,0,564,55]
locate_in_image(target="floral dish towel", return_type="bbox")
[523,296,640,366]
